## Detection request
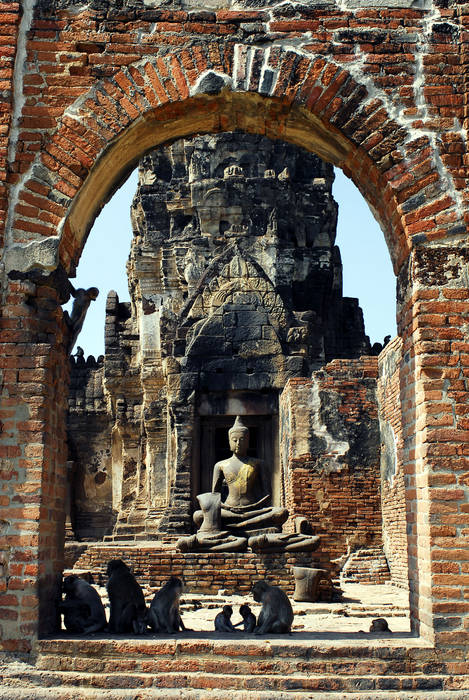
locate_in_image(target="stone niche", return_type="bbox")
[67,133,388,576]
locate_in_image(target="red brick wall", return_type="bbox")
[1,0,469,651]
[0,280,69,651]
[378,337,409,589]
[70,544,332,599]
[1,3,467,271]
[397,247,469,644]
[280,359,382,564]
[0,2,20,249]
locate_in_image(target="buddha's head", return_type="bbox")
[228,416,249,456]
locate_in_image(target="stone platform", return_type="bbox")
[67,542,338,598]
[177,582,410,634]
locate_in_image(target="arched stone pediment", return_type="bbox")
[179,246,289,388]
[182,246,288,330]
[184,284,287,390]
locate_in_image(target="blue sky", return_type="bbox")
[65,167,396,358]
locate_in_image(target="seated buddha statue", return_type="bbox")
[194,416,288,535]
[176,416,320,553]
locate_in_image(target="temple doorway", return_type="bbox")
[197,414,277,504]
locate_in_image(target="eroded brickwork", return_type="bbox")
[280,358,382,564]
[0,2,20,247]
[71,544,334,598]
[378,336,409,589]
[0,278,69,648]
[3,0,468,273]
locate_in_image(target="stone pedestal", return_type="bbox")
[67,543,333,598]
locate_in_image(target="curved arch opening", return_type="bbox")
[64,127,410,640]
[56,92,407,276]
[3,37,450,648]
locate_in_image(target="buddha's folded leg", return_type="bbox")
[223,506,288,529]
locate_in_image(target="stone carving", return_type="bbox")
[208,416,287,533]
[225,222,248,238]
[176,530,248,552]
[176,493,247,552]
[183,247,204,293]
[249,532,320,553]
[64,286,99,353]
[224,164,244,179]
[293,567,327,602]
[177,417,320,553]
[67,133,372,543]
[287,326,309,344]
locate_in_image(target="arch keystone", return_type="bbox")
[191,71,232,96]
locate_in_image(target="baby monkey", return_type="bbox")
[234,604,256,633]
[214,605,237,632]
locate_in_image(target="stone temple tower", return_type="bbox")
[67,133,372,542]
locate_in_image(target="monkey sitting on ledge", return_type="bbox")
[149,576,188,634]
[60,575,106,635]
[235,603,256,633]
[106,559,148,634]
[252,580,294,635]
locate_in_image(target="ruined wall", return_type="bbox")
[130,134,369,372]
[280,358,382,562]
[71,544,333,598]
[4,0,468,274]
[67,134,372,541]
[1,0,469,653]
[0,3,20,242]
[0,278,70,648]
[378,336,409,589]
[67,355,114,540]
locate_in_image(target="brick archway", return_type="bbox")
[7,43,461,277]
[1,37,469,654]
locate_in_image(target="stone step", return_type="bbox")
[36,651,423,677]
[114,523,146,533]
[32,637,466,692]
[103,534,139,542]
[350,548,385,558]
[38,637,416,671]
[341,547,390,585]
[1,689,468,700]
[36,637,427,661]
[2,637,466,699]
[147,509,165,518]
[2,665,458,694]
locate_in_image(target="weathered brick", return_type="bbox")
[0,0,467,664]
